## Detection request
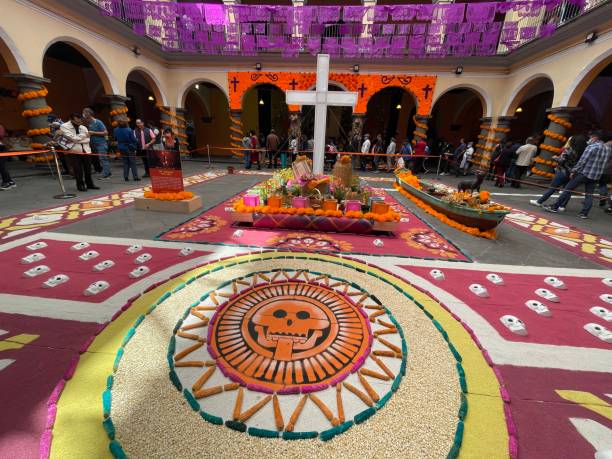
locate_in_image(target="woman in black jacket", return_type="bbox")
[493,141,517,187]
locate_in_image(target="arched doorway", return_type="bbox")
[0,38,27,141]
[126,70,161,128]
[364,87,417,146]
[300,83,352,150]
[430,88,484,149]
[43,41,108,122]
[573,62,612,134]
[505,76,554,143]
[242,83,288,145]
[184,82,231,156]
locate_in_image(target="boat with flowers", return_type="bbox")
[232,156,401,234]
[395,170,510,232]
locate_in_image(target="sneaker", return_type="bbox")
[605,207,612,215]
[543,205,558,213]
[558,207,566,212]
[529,200,541,207]
[0,182,12,190]
[578,213,589,219]
[99,175,111,181]
[7,181,16,189]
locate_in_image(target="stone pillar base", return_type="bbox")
[533,107,579,180]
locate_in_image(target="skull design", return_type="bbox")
[600,294,612,305]
[180,247,194,257]
[525,300,552,317]
[602,278,612,288]
[93,260,115,272]
[544,277,566,290]
[79,250,100,261]
[43,274,69,288]
[486,273,505,285]
[583,323,612,343]
[373,239,384,247]
[535,288,559,303]
[469,284,489,298]
[26,241,48,251]
[429,269,445,281]
[21,253,45,264]
[134,253,152,264]
[126,244,143,254]
[129,266,150,278]
[233,230,244,238]
[251,300,331,360]
[23,265,50,278]
[70,242,90,251]
[400,217,410,223]
[84,280,110,296]
[500,315,528,336]
[589,306,612,322]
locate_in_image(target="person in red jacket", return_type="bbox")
[410,138,427,172]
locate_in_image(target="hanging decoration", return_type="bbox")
[96,1,587,59]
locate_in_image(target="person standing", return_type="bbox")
[0,123,16,190]
[372,134,383,173]
[60,113,98,192]
[511,138,538,188]
[148,121,163,150]
[413,138,428,173]
[242,132,253,169]
[162,128,180,151]
[452,138,466,177]
[493,141,518,187]
[386,137,397,172]
[399,139,412,168]
[113,118,139,181]
[459,141,474,176]
[289,135,298,164]
[360,134,371,172]
[82,108,110,180]
[544,130,610,218]
[134,119,156,177]
[249,130,261,170]
[265,129,280,169]
[530,135,586,207]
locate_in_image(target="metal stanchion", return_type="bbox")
[436,155,442,176]
[206,144,212,169]
[51,146,76,199]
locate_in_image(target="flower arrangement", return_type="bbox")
[144,191,194,201]
[27,127,51,137]
[543,129,567,143]
[547,114,572,129]
[539,144,563,154]
[17,87,48,101]
[22,106,53,118]
[109,106,129,117]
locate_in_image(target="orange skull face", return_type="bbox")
[251,300,330,360]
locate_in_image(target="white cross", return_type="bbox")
[285,54,358,175]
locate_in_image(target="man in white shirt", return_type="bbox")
[60,113,98,192]
[512,138,538,188]
[360,134,371,171]
[386,137,397,171]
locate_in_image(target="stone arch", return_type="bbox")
[562,48,612,107]
[178,77,228,108]
[432,84,491,118]
[502,73,555,116]
[305,80,350,92]
[366,85,419,111]
[41,36,118,94]
[240,82,285,110]
[0,25,28,73]
[126,66,167,107]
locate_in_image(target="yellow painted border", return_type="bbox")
[51,252,507,458]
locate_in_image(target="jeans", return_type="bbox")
[552,173,596,215]
[93,144,110,176]
[121,151,139,180]
[537,171,569,204]
[599,174,610,199]
[244,150,251,169]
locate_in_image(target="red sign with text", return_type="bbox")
[147,150,184,193]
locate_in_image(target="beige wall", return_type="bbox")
[1,0,611,135]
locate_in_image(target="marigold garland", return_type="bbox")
[547,114,572,129]
[109,106,129,117]
[533,156,556,166]
[22,106,53,118]
[143,191,194,201]
[111,118,131,128]
[394,182,497,239]
[17,87,48,101]
[543,129,567,143]
[539,143,562,154]
[30,142,46,149]
[531,167,555,178]
[27,127,51,137]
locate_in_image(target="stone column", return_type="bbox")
[105,94,130,128]
[3,74,52,151]
[473,117,493,168]
[157,105,174,133]
[350,114,366,168]
[480,116,513,170]
[533,107,579,179]
[412,115,430,143]
[175,108,188,153]
[229,110,244,159]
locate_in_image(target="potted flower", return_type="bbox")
[267,194,282,208]
[323,192,338,211]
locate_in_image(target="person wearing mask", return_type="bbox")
[386,137,397,172]
[459,141,474,176]
[113,118,139,181]
[60,113,99,192]
[162,128,180,151]
[544,130,610,218]
[511,138,538,188]
[134,119,156,177]
[453,138,466,177]
[265,129,280,169]
[82,108,110,179]
[493,141,519,188]
[0,123,16,190]
[360,134,371,172]
[530,135,586,207]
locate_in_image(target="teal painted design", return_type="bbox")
[248,427,280,438]
[109,440,127,459]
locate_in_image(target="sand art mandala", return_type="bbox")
[266,233,353,252]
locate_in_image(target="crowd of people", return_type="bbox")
[0,110,181,192]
